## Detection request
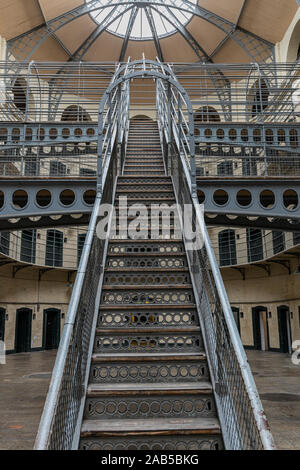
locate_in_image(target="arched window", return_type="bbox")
[61,105,91,122]
[247,229,263,262]
[218,229,237,267]
[21,229,36,264]
[251,79,269,117]
[12,78,27,113]
[194,106,221,123]
[272,231,285,254]
[46,229,63,267]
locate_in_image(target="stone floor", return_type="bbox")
[0,349,299,450]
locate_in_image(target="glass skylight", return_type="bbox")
[88,0,197,40]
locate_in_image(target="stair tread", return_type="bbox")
[102,284,193,290]
[107,253,185,257]
[104,268,189,272]
[81,417,221,434]
[95,327,201,334]
[87,382,212,394]
[108,239,182,243]
[99,304,197,310]
[91,353,206,364]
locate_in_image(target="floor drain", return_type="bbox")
[26,373,52,379]
[260,393,300,402]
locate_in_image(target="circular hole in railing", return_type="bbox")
[75,128,82,138]
[283,189,298,210]
[204,129,212,139]
[38,128,45,140]
[253,128,261,142]
[236,189,252,207]
[229,129,237,141]
[36,189,52,207]
[83,190,96,205]
[49,128,58,140]
[62,128,70,139]
[12,128,20,141]
[213,189,229,206]
[289,129,298,147]
[278,129,286,144]
[87,128,95,138]
[0,128,7,142]
[265,129,274,144]
[195,128,200,137]
[198,190,205,204]
[25,128,32,141]
[0,190,4,209]
[260,189,275,208]
[241,129,248,142]
[12,190,28,209]
[60,189,75,206]
[216,129,225,139]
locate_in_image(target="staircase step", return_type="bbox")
[79,119,223,451]
[87,382,212,394]
[97,307,199,328]
[95,327,201,335]
[89,353,209,385]
[80,417,221,436]
[84,389,216,421]
[102,284,193,290]
[103,271,191,287]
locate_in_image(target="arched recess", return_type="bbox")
[61,105,92,122]
[194,106,221,123]
[131,114,153,121]
[11,77,35,115]
[286,18,300,62]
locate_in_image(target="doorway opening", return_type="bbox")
[15,308,32,353]
[277,305,292,354]
[0,308,5,341]
[43,309,61,350]
[252,306,269,351]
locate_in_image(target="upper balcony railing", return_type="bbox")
[0,61,299,180]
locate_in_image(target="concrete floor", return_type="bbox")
[0,349,299,450]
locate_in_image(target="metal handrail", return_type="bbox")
[157,76,276,449]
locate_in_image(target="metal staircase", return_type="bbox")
[34,60,276,451]
[79,119,223,450]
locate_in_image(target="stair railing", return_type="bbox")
[34,68,129,450]
[156,71,276,450]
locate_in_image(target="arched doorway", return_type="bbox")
[252,306,269,351]
[0,308,5,342]
[43,309,61,350]
[15,308,32,353]
[277,306,292,354]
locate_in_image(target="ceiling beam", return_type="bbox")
[119,6,139,62]
[7,0,275,64]
[144,7,164,62]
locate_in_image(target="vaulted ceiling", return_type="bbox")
[0,0,298,63]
